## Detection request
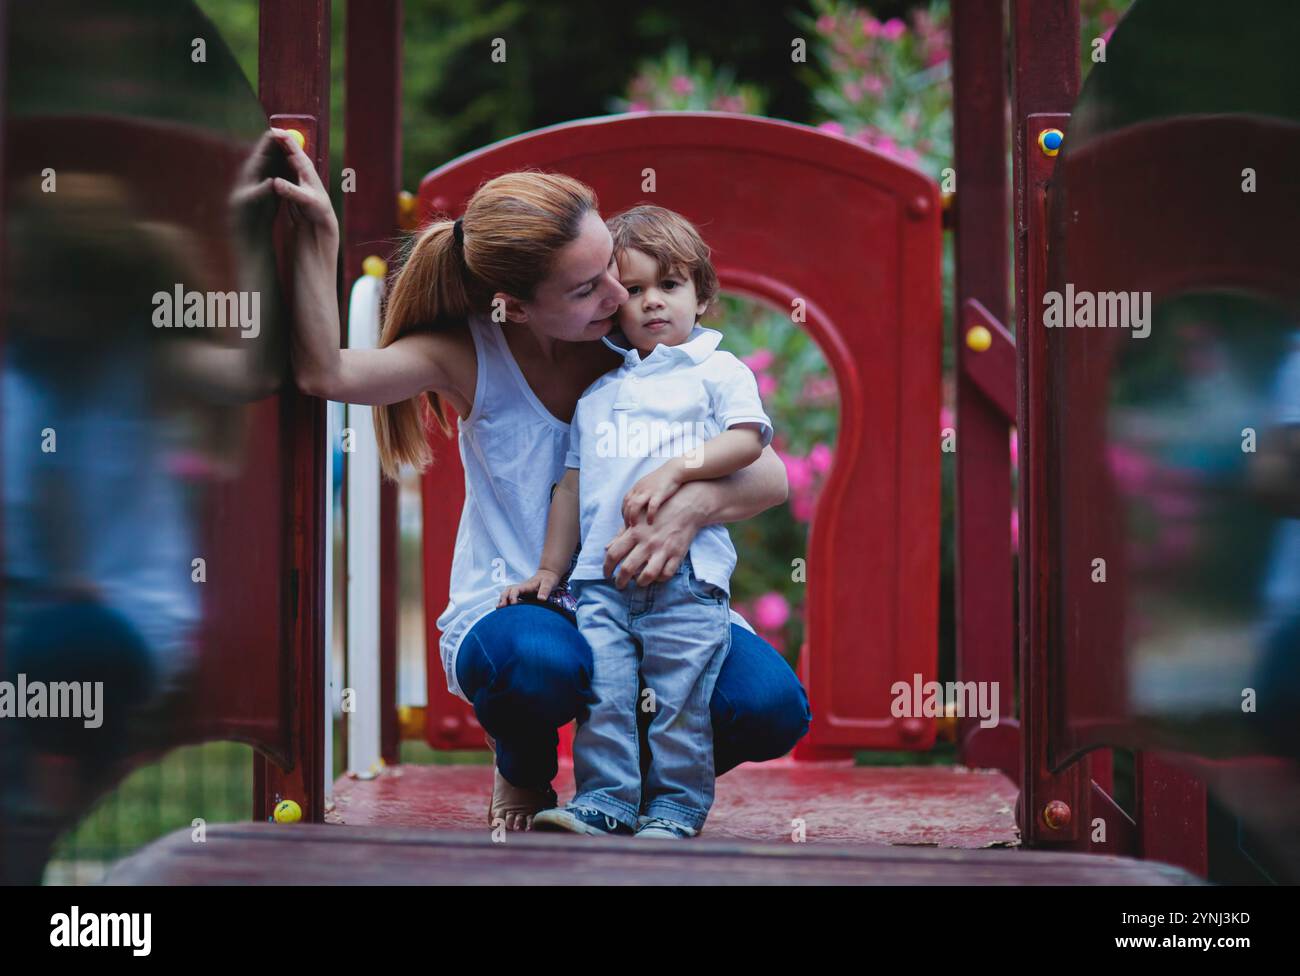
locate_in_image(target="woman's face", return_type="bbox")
[507,210,629,343]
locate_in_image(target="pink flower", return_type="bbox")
[842,81,863,104]
[809,443,833,475]
[743,348,775,371]
[925,46,950,68]
[1010,508,1019,551]
[782,452,813,495]
[757,372,778,398]
[1100,25,1115,44]
[940,404,954,431]
[862,16,881,37]
[800,376,838,404]
[1106,443,1152,491]
[754,592,791,630]
[817,120,846,137]
[881,18,906,41]
[792,495,816,523]
[862,74,886,96]
[670,75,694,96]
[816,14,836,34]
[627,101,650,113]
[1009,428,1019,467]
[875,135,899,155]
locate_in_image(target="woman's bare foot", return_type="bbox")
[485,733,556,831]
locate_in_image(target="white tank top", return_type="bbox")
[434,313,571,701]
[434,312,755,703]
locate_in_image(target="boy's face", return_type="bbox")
[614,247,708,355]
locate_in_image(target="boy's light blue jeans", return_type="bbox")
[566,552,731,832]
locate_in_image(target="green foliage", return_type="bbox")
[194,0,258,88]
[1081,0,1134,80]
[797,0,952,173]
[49,741,252,880]
[400,0,530,188]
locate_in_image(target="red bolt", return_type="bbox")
[1042,800,1072,830]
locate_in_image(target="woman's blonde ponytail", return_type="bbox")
[374,220,471,481]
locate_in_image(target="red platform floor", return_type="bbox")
[327,758,1022,848]
[106,759,1205,884]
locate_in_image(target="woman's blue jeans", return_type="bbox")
[456,600,812,794]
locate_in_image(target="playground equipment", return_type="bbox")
[2,0,1298,884]
[415,112,943,758]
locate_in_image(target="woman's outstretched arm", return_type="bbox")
[267,128,464,407]
[601,444,788,587]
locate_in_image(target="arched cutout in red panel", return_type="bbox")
[417,113,942,754]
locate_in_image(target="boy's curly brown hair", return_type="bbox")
[605,204,720,316]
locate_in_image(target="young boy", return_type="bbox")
[497,205,773,839]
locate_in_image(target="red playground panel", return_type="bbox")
[419,112,942,757]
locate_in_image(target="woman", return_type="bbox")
[268,128,811,830]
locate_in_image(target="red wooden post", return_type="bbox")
[344,0,404,765]
[1011,0,1093,848]
[950,0,1018,779]
[252,0,332,824]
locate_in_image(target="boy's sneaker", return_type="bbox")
[531,805,634,836]
[633,816,697,839]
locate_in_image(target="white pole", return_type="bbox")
[344,270,385,779]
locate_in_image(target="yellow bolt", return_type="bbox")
[362,255,387,278]
[966,325,993,352]
[398,190,417,216]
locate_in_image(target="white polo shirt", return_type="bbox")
[564,324,774,594]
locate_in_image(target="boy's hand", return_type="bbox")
[622,460,684,526]
[497,570,562,607]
